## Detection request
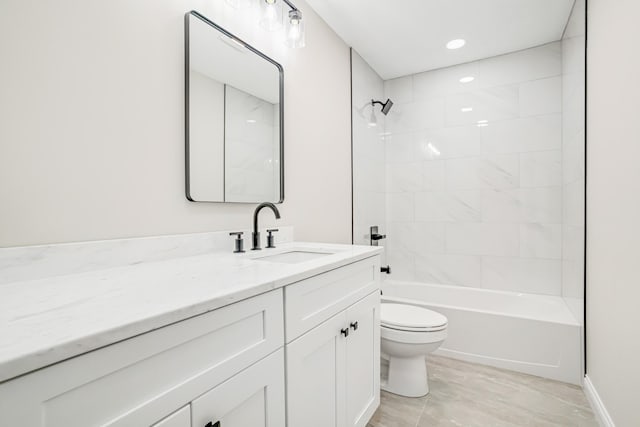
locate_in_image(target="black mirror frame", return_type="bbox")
[184,10,285,204]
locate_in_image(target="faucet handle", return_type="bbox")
[266,229,279,249]
[229,232,245,253]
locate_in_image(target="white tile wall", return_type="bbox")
[446,85,520,126]
[419,126,482,159]
[352,37,584,299]
[482,256,562,295]
[386,162,422,193]
[520,223,562,259]
[387,193,414,222]
[414,191,481,222]
[561,0,586,318]
[481,115,562,154]
[415,252,482,287]
[520,151,562,187]
[382,42,565,296]
[446,223,520,256]
[446,155,519,190]
[519,77,562,117]
[384,76,413,104]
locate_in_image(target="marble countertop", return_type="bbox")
[0,242,382,383]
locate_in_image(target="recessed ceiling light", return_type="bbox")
[459,76,475,83]
[446,39,466,49]
[246,119,257,124]
[477,120,488,124]
[461,107,473,112]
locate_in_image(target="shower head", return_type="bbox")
[372,98,394,115]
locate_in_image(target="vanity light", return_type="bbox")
[259,0,283,31]
[461,107,473,112]
[459,76,475,83]
[285,9,305,48]
[446,39,466,49]
[254,0,305,48]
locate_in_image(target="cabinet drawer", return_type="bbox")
[285,256,380,342]
[191,349,285,427]
[0,289,284,427]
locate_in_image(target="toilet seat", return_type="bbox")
[381,324,447,344]
[381,303,447,332]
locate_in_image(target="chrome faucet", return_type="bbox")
[252,202,281,250]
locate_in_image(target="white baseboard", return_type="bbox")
[583,375,615,427]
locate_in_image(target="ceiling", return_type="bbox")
[305,0,576,80]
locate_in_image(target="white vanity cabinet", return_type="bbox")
[0,252,381,427]
[286,257,381,427]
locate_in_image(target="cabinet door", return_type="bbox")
[190,349,285,427]
[346,292,380,427]
[286,311,348,427]
[151,406,190,427]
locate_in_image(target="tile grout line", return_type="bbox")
[414,394,429,427]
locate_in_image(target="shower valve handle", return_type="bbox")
[370,226,386,246]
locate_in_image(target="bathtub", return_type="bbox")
[382,280,583,385]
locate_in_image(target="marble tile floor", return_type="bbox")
[368,355,597,427]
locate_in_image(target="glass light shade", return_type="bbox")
[284,10,305,48]
[259,0,283,32]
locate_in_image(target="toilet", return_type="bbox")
[380,302,448,397]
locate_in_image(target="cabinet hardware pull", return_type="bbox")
[205,422,221,427]
[350,321,359,331]
[341,328,349,337]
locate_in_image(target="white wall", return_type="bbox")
[587,0,640,425]
[383,44,564,295]
[0,0,352,247]
[351,50,385,247]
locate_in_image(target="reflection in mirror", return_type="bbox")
[185,11,283,203]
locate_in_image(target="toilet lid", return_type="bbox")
[381,303,447,331]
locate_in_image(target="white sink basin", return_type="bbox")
[253,250,334,264]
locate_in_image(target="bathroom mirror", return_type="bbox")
[185,11,283,203]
